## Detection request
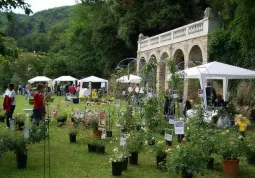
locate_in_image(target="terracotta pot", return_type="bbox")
[93,129,102,137]
[222,159,239,175]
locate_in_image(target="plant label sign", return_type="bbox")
[174,121,184,135]
[101,129,106,139]
[198,89,203,97]
[120,133,127,146]
[83,89,91,97]
[115,99,121,107]
[164,129,173,141]
[172,90,179,99]
[23,109,33,117]
[168,115,175,124]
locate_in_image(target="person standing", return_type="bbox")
[76,85,80,98]
[3,84,16,128]
[57,84,61,96]
[32,83,45,126]
[25,83,31,100]
[18,84,22,95]
[205,82,217,106]
[69,84,75,95]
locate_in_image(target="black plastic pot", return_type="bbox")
[88,144,97,152]
[207,157,214,169]
[122,157,128,170]
[148,139,155,146]
[96,145,105,154]
[177,135,185,143]
[106,130,113,137]
[247,155,255,165]
[165,140,172,146]
[16,152,27,169]
[156,154,167,169]
[136,125,141,131]
[112,161,122,176]
[129,152,138,165]
[69,134,76,143]
[0,116,5,122]
[182,170,193,178]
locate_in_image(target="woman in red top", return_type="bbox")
[32,83,45,125]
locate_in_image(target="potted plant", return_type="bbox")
[15,113,26,130]
[169,144,207,178]
[12,136,28,169]
[95,140,106,154]
[244,137,255,165]
[82,134,98,152]
[68,125,79,143]
[216,133,243,176]
[0,109,5,122]
[149,139,168,170]
[91,118,101,137]
[109,147,124,176]
[127,131,143,165]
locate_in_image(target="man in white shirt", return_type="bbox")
[4,84,16,128]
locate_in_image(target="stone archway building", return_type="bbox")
[136,8,222,99]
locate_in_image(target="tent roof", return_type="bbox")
[116,74,142,83]
[54,76,78,82]
[28,76,51,83]
[79,76,107,83]
[169,61,255,80]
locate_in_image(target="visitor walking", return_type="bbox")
[3,84,16,128]
[25,83,31,100]
[31,83,45,126]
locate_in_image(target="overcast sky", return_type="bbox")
[13,0,77,14]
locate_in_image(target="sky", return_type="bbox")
[13,0,77,14]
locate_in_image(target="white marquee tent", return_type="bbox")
[168,61,255,105]
[78,76,108,93]
[116,74,142,83]
[28,76,52,83]
[54,76,78,84]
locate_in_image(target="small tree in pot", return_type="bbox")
[127,131,143,165]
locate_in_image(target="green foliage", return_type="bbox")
[169,143,207,176]
[91,118,98,130]
[127,131,143,153]
[14,113,26,124]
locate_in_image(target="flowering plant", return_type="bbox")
[127,131,143,153]
[67,122,79,135]
[169,144,207,176]
[109,146,125,162]
[149,140,168,156]
[14,113,26,124]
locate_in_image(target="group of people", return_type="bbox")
[3,83,48,128]
[56,82,80,97]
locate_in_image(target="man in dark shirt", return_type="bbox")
[205,82,217,106]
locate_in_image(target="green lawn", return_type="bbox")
[0,95,255,178]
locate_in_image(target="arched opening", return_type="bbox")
[139,57,146,72]
[188,45,203,100]
[158,52,169,91]
[173,49,185,70]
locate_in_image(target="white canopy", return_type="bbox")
[78,76,108,93]
[54,76,78,84]
[116,74,142,83]
[28,76,51,83]
[168,61,255,105]
[79,76,108,83]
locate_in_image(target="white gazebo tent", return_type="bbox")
[168,61,255,106]
[116,74,142,83]
[78,76,108,93]
[54,76,78,85]
[28,76,51,83]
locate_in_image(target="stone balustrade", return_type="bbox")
[138,17,219,52]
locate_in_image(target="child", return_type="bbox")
[236,116,250,137]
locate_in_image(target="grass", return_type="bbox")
[0,95,255,178]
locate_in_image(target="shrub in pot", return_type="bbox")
[127,131,143,165]
[216,131,244,176]
[109,147,125,176]
[0,110,5,122]
[169,144,207,178]
[68,125,78,143]
[151,139,168,170]
[15,113,26,130]
[81,131,98,152]
[95,140,106,154]
[242,137,255,165]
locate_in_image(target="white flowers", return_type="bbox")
[113,147,118,152]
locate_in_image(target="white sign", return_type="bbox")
[164,129,173,141]
[174,121,185,135]
[198,89,203,97]
[128,87,133,93]
[168,115,175,124]
[172,90,179,99]
[83,89,91,96]
[120,133,127,146]
[115,99,121,107]
[23,109,33,117]
[101,129,106,139]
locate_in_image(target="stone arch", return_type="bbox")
[173,49,185,70]
[157,52,169,91]
[138,57,146,72]
[187,45,203,100]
